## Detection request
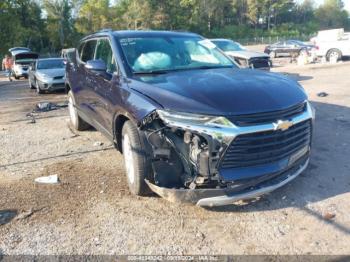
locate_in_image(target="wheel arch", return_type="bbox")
[113,113,132,152]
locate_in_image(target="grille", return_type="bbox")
[53,76,64,80]
[227,102,306,126]
[220,120,311,169]
[249,58,270,69]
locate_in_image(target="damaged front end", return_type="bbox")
[139,102,314,207]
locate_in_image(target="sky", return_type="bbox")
[297,0,350,12]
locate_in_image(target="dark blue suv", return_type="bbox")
[66,30,315,207]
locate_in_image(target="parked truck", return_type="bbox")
[313,28,350,61]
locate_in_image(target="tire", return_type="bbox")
[68,90,90,131]
[35,79,43,94]
[122,120,151,196]
[326,49,342,62]
[299,49,308,56]
[29,78,35,89]
[269,51,276,58]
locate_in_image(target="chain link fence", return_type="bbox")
[235,35,314,46]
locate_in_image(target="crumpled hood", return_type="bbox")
[37,68,65,78]
[225,50,270,59]
[130,68,307,116]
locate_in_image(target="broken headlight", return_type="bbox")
[157,110,234,128]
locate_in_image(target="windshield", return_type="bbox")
[211,40,245,52]
[117,36,236,73]
[289,40,306,46]
[37,59,64,70]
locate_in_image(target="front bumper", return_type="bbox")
[13,68,29,77]
[37,79,65,91]
[146,156,309,207]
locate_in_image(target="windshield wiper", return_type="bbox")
[133,65,234,75]
[189,65,234,70]
[133,70,170,75]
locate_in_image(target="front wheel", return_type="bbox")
[29,78,35,89]
[122,120,151,196]
[35,80,43,94]
[67,91,90,131]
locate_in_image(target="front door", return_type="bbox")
[90,37,119,135]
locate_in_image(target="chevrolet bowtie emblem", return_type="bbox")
[273,120,293,131]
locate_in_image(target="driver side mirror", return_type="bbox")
[85,59,107,72]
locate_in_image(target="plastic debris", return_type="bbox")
[94,141,104,146]
[34,174,59,184]
[323,212,336,220]
[317,92,329,97]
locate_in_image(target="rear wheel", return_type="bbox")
[68,90,90,131]
[327,49,342,62]
[122,120,151,196]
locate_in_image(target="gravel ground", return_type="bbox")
[0,60,349,255]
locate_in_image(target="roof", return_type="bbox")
[81,30,200,41]
[37,58,63,61]
[210,38,234,42]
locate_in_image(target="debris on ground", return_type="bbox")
[35,101,68,112]
[93,141,104,147]
[317,92,329,97]
[15,207,45,221]
[15,209,34,221]
[34,174,59,184]
[26,112,36,124]
[323,212,336,220]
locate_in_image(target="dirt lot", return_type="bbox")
[0,60,350,255]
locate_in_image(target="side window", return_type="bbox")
[95,38,117,74]
[81,40,97,62]
[77,42,85,60]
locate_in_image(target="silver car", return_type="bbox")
[211,39,272,70]
[28,58,66,94]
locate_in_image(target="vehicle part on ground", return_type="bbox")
[35,101,68,112]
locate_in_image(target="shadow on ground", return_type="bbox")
[0,209,17,226]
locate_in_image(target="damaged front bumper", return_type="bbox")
[146,157,308,207]
[141,101,314,206]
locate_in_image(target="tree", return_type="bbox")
[43,0,77,51]
[315,0,349,29]
[75,0,111,34]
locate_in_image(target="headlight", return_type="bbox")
[157,110,234,128]
[37,74,51,81]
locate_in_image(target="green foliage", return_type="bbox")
[0,0,349,57]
